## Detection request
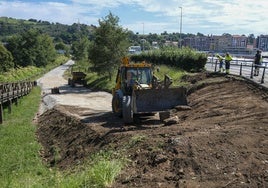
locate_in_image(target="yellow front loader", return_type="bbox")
[112,57,187,123]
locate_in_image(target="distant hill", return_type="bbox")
[0,17,96,44]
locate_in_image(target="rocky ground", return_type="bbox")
[36,64,268,188]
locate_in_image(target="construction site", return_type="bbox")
[36,62,268,187]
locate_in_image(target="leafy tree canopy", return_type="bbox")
[89,12,129,79]
[71,36,90,61]
[6,28,56,67]
[0,43,14,72]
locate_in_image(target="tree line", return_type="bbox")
[0,13,129,77]
[0,13,218,78]
[0,29,57,73]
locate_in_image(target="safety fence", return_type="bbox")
[206,57,268,85]
[0,81,36,124]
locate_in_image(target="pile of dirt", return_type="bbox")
[36,73,268,187]
[37,106,102,168]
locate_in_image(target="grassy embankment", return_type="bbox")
[0,55,68,82]
[0,56,125,187]
[0,87,124,187]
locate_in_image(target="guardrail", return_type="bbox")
[0,81,36,124]
[206,57,268,85]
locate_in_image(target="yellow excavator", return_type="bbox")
[112,57,187,123]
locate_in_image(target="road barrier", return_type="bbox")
[0,81,36,124]
[206,57,268,85]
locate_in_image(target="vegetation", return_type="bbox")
[0,55,68,82]
[71,36,90,61]
[131,47,207,72]
[153,64,187,86]
[0,87,126,187]
[0,87,49,188]
[0,17,94,44]
[0,43,13,72]
[89,12,129,80]
[6,28,56,68]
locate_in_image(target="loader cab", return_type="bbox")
[121,67,152,95]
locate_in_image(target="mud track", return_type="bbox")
[36,65,268,187]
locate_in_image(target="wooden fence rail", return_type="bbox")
[0,81,36,124]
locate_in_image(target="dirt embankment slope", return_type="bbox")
[37,72,268,188]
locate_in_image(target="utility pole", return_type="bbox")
[179,7,182,48]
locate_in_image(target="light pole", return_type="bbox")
[179,6,182,48]
[142,22,145,51]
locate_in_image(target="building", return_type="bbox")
[128,46,141,54]
[184,36,210,51]
[183,34,252,54]
[256,35,268,51]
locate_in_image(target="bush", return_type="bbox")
[131,47,207,72]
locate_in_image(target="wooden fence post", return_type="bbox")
[0,103,3,124]
[8,100,12,114]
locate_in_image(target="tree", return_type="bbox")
[0,44,14,72]
[89,12,129,80]
[6,28,56,67]
[71,36,90,61]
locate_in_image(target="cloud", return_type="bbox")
[0,1,100,25]
[0,0,267,35]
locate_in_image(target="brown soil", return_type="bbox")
[37,72,268,188]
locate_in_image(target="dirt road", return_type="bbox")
[36,65,268,188]
[37,60,112,116]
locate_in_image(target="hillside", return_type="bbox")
[0,17,95,43]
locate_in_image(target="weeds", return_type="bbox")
[128,134,146,147]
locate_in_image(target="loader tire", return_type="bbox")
[112,92,122,117]
[122,95,133,124]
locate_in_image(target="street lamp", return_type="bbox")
[179,6,182,48]
[142,22,145,51]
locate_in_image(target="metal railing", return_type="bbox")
[206,57,268,85]
[0,81,36,124]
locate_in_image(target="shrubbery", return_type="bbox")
[130,47,207,72]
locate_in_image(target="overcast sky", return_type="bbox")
[0,0,267,36]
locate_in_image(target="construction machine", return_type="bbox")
[68,71,87,87]
[112,57,187,123]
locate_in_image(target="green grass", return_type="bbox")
[154,64,186,86]
[52,151,125,188]
[0,87,125,188]
[128,134,146,147]
[0,87,51,187]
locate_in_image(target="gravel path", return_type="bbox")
[37,60,112,115]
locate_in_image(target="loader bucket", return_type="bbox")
[133,87,187,113]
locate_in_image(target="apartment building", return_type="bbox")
[256,35,268,51]
[183,34,262,54]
